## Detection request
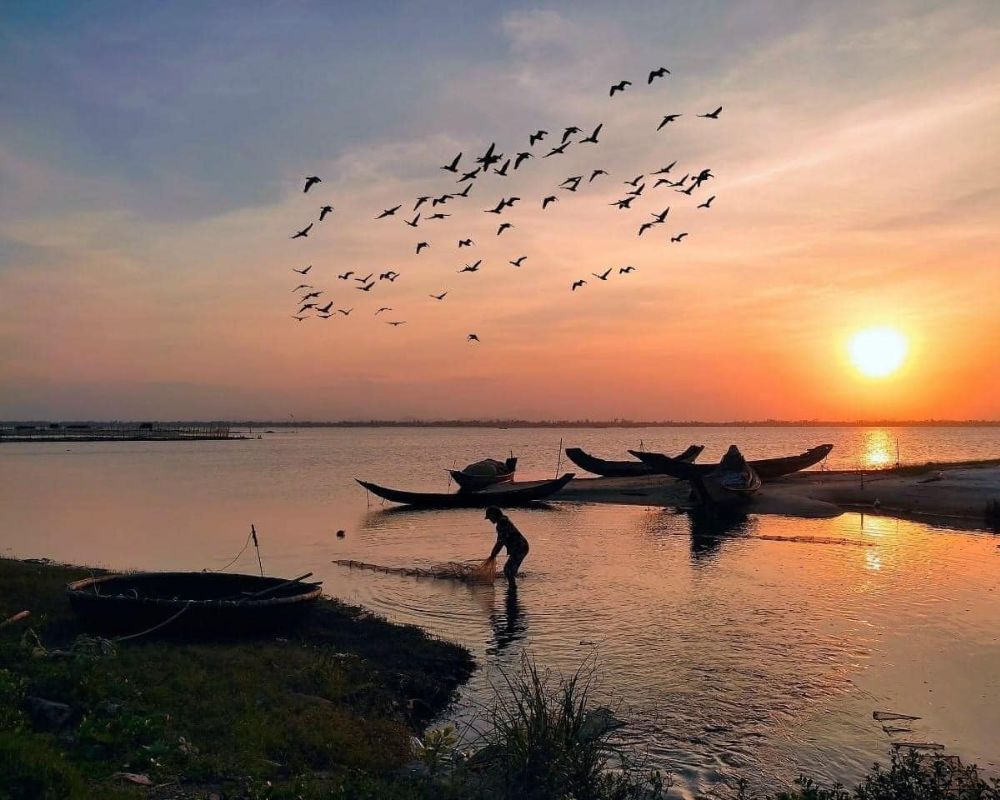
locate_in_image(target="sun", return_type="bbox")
[848,326,908,378]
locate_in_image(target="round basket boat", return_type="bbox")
[66,571,322,637]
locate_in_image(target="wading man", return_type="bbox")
[485,506,529,583]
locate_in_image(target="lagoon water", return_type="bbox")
[2,426,998,797]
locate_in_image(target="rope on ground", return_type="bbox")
[114,602,192,642]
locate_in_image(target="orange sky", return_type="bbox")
[1,3,998,420]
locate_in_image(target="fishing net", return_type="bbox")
[333,557,498,584]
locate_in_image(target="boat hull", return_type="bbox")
[357,473,575,508]
[565,444,704,477]
[629,444,833,481]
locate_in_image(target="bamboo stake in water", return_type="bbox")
[555,437,563,479]
[251,524,264,577]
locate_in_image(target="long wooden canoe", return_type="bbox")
[628,444,833,482]
[356,473,576,508]
[564,444,704,477]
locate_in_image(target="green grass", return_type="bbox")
[0,558,474,798]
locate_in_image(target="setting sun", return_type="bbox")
[848,327,909,379]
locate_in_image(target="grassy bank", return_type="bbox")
[0,557,474,799]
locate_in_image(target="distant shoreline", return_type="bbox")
[3,418,1000,429]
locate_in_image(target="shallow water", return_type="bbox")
[1,426,998,797]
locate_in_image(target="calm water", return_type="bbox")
[2,427,998,797]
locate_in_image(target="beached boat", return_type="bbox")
[629,443,833,481]
[356,473,575,508]
[66,571,322,635]
[449,456,518,492]
[631,445,761,505]
[565,444,704,477]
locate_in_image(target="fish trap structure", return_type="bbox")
[0,422,242,443]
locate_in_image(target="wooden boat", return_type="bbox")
[631,445,761,506]
[356,473,575,508]
[66,571,322,635]
[449,456,517,492]
[565,444,704,477]
[628,443,833,481]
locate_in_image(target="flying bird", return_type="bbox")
[414,196,430,211]
[454,184,472,198]
[671,232,689,242]
[625,174,644,187]
[416,241,429,254]
[386,320,406,327]
[298,303,317,313]
[561,126,580,143]
[657,114,681,131]
[301,290,323,300]
[458,168,480,183]
[610,197,635,209]
[510,256,527,267]
[467,334,480,342]
[357,281,375,291]
[428,213,450,220]
[379,271,399,281]
[542,195,558,209]
[497,222,513,235]
[698,106,723,119]
[676,183,696,195]
[579,123,603,144]
[653,178,673,188]
[291,224,313,239]
[292,265,312,275]
[589,169,608,182]
[338,308,352,316]
[316,301,333,313]
[626,183,645,197]
[560,176,582,191]
[648,67,670,83]
[697,195,716,209]
[494,159,510,176]
[375,307,392,315]
[441,152,462,172]
[303,176,321,193]
[319,205,334,221]
[405,213,420,227]
[544,141,571,158]
[485,200,506,214]
[458,238,474,247]
[376,205,401,219]
[476,142,503,171]
[514,152,532,170]
[355,272,374,283]
[651,207,670,223]
[692,168,714,188]
[337,271,354,280]
[529,130,548,146]
[430,292,448,300]
[609,80,632,97]
[571,280,586,291]
[619,266,637,274]
[459,260,482,273]
[432,194,452,207]
[292,315,307,322]
[592,268,612,281]
[652,161,677,175]
[293,284,312,291]
[638,222,655,236]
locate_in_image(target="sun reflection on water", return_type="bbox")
[861,429,895,469]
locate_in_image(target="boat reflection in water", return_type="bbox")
[686,508,758,561]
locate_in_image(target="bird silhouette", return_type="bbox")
[454,184,472,198]
[592,268,612,280]
[476,142,503,171]
[638,222,655,236]
[560,176,582,191]
[542,195,558,209]
[303,176,321,193]
[671,173,689,187]
[514,152,532,170]
[497,222,513,235]
[609,80,632,97]
[589,169,608,182]
[291,224,313,239]
[697,195,716,209]
[416,242,429,254]
[301,290,323,300]
[494,159,511,176]
[676,183,696,195]
[698,106,723,119]
[386,320,406,327]
[414,196,430,211]
[319,205,334,221]
[376,205,401,219]
[405,214,420,227]
[458,168,480,183]
[648,67,670,83]
[432,194,452,207]
[316,301,333,313]
[375,307,392,315]
[610,197,635,209]
[292,315,307,321]
[317,312,333,319]
[293,284,312,291]
[692,168,714,188]
[467,334,480,342]
[355,272,374,283]
[485,200,506,214]
[428,213,450,220]
[380,271,399,281]
[653,178,673,188]
[357,281,375,291]
[544,141,571,158]
[458,238,474,247]
[626,183,645,197]
[292,265,312,275]
[671,232,689,242]
[459,260,482,273]
[441,152,462,172]
[430,292,448,300]
[625,174,644,187]
[651,207,670,223]
[337,271,354,280]
[619,266,637,274]
[561,126,580,143]
[529,130,548,146]
[510,256,527,267]
[298,303,317,313]
[338,308,352,316]
[657,114,681,131]
[571,280,586,291]
[580,123,603,144]
[652,161,677,175]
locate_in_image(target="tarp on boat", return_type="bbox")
[461,458,508,476]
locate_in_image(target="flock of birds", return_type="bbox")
[283,67,723,341]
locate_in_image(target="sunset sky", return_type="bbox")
[1,1,998,421]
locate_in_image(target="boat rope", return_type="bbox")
[114,601,192,642]
[213,527,255,572]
